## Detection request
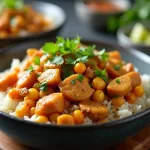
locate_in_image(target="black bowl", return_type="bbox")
[0,38,150,150]
[0,0,66,48]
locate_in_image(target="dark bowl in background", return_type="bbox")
[0,0,66,48]
[0,38,150,150]
[117,21,150,56]
[74,0,131,30]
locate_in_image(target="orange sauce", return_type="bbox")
[87,1,123,13]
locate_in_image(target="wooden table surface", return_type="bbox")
[0,125,150,150]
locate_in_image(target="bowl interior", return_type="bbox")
[0,38,150,149]
[24,0,66,30]
[81,0,131,14]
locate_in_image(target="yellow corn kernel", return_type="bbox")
[111,97,125,107]
[133,85,144,97]
[30,107,36,117]
[57,114,75,125]
[15,101,30,118]
[26,88,39,100]
[92,77,106,90]
[92,90,104,103]
[35,116,49,123]
[49,113,60,122]
[24,98,36,108]
[72,110,84,124]
[125,92,136,104]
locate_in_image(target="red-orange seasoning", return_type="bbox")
[87,1,123,13]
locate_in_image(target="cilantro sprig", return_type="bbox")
[116,79,121,84]
[37,82,48,92]
[65,56,88,65]
[49,55,64,65]
[0,0,24,13]
[70,74,84,84]
[33,56,40,66]
[97,49,109,61]
[42,36,96,66]
[26,66,34,73]
[94,69,109,83]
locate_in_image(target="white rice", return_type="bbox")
[0,59,150,124]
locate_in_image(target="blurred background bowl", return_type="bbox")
[117,21,150,56]
[74,0,131,30]
[0,0,66,48]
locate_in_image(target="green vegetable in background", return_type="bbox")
[0,0,24,13]
[107,0,150,32]
[130,23,150,46]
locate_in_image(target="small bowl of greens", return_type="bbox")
[107,0,150,33]
[117,21,150,55]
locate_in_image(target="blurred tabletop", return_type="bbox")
[43,0,116,43]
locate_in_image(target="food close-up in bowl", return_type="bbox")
[0,36,150,125]
[0,0,150,149]
[0,0,52,39]
[0,0,66,48]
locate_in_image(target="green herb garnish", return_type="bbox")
[113,95,119,98]
[65,56,88,65]
[37,82,48,92]
[49,55,64,65]
[114,64,121,70]
[116,79,121,84]
[33,56,40,66]
[94,69,108,83]
[70,74,84,84]
[42,42,58,54]
[97,49,109,61]
[26,66,34,73]
[0,0,24,13]
[71,79,76,84]
[76,74,84,82]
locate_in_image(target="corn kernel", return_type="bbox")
[72,110,84,124]
[49,113,60,122]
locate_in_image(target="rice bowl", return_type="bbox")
[0,37,150,125]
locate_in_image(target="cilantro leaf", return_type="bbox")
[0,0,24,12]
[76,74,84,82]
[65,57,76,65]
[71,79,76,84]
[76,45,95,58]
[116,79,121,84]
[33,56,40,66]
[114,64,121,70]
[94,69,108,83]
[37,82,48,92]
[56,36,80,54]
[97,49,109,61]
[50,55,64,65]
[113,95,119,98]
[70,74,84,84]
[76,56,88,63]
[26,66,34,73]
[65,56,88,65]
[42,42,58,54]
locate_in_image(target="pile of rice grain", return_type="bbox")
[0,59,150,124]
